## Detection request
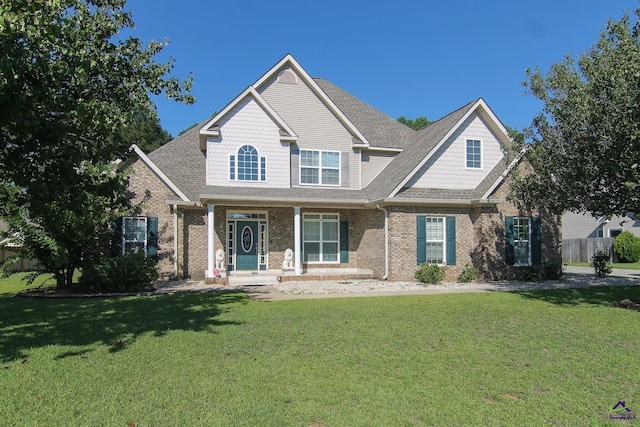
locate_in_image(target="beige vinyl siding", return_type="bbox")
[258,69,360,189]
[361,151,395,187]
[561,211,640,239]
[405,113,504,190]
[206,97,290,188]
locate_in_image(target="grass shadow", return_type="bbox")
[512,284,640,307]
[0,290,247,362]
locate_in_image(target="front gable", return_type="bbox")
[203,92,293,189]
[405,112,505,190]
[389,99,511,198]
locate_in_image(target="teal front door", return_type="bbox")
[236,221,259,270]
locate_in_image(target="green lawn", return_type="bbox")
[565,261,640,270]
[1,274,639,426]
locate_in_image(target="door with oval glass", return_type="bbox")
[236,221,259,270]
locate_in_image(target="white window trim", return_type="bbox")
[299,149,341,186]
[424,216,446,266]
[513,216,532,266]
[302,213,340,264]
[465,138,483,170]
[122,216,147,256]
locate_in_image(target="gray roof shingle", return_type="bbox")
[313,78,415,149]
[365,99,478,200]
[141,70,504,206]
[146,119,210,202]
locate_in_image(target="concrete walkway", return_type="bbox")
[241,265,640,301]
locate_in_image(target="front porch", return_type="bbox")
[204,267,374,286]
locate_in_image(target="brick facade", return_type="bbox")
[127,159,177,279]
[387,174,561,282]
[130,160,561,283]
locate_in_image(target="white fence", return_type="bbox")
[562,237,617,263]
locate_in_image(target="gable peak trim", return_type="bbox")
[131,144,190,202]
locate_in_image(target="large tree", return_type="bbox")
[0,0,193,288]
[510,7,640,218]
[129,108,173,153]
[397,116,432,131]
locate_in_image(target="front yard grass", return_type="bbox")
[565,261,640,270]
[1,274,639,425]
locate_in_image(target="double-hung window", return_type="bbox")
[505,216,541,266]
[513,217,531,266]
[117,216,158,259]
[300,150,340,185]
[417,216,456,266]
[425,217,445,264]
[303,214,339,263]
[466,139,482,169]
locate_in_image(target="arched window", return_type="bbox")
[238,145,258,181]
[229,145,266,181]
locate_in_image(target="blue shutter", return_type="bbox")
[229,155,235,180]
[340,221,349,263]
[111,217,123,256]
[505,216,515,265]
[417,216,426,264]
[446,216,456,265]
[147,217,158,260]
[290,145,299,185]
[531,216,542,265]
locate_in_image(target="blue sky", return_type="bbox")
[126,0,638,138]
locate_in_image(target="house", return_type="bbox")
[562,211,640,239]
[124,54,561,282]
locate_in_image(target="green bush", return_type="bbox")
[80,253,159,293]
[613,231,640,262]
[457,264,477,283]
[591,250,612,277]
[518,266,542,282]
[542,262,564,280]
[415,263,446,284]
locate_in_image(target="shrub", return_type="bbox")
[518,266,542,282]
[591,250,612,277]
[80,253,159,293]
[613,231,640,262]
[457,264,477,283]
[542,262,564,280]
[415,263,446,284]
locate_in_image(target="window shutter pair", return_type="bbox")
[505,216,541,266]
[112,216,158,259]
[416,216,456,265]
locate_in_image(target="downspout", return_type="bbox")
[170,204,178,280]
[376,204,389,280]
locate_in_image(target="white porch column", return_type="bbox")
[294,206,301,276]
[206,204,215,278]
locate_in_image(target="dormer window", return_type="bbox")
[229,145,266,182]
[466,139,482,169]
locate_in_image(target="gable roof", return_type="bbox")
[146,119,209,203]
[365,99,478,201]
[199,87,298,148]
[313,78,415,150]
[142,56,514,207]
